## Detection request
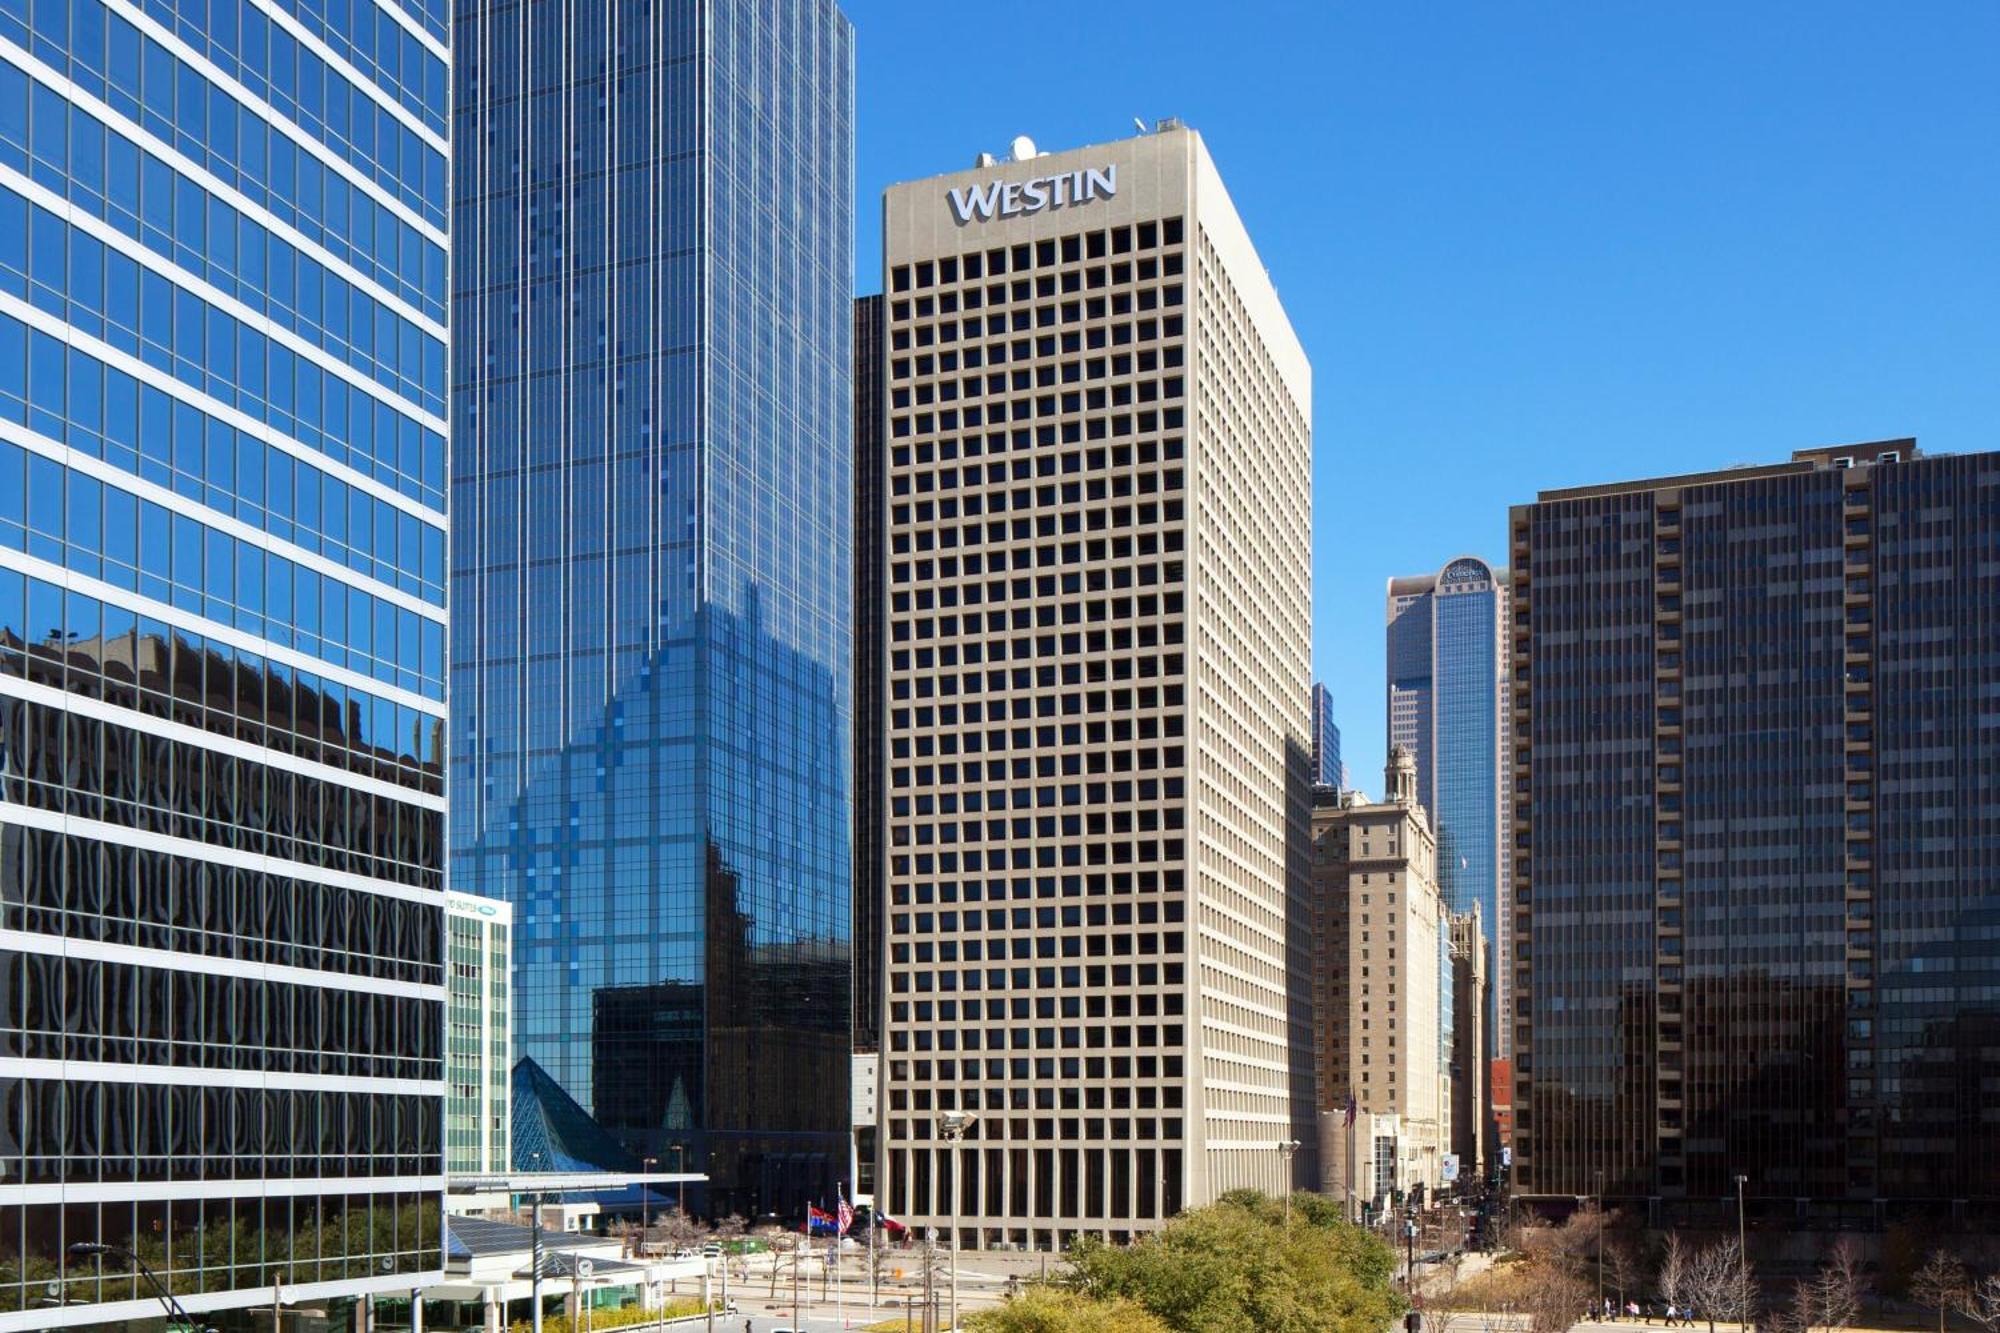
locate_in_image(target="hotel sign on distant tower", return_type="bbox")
[948,165,1118,223]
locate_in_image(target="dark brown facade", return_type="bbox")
[1510,440,2000,1228]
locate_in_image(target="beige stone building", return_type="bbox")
[1312,749,1451,1213]
[870,123,1315,1248]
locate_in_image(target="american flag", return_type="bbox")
[1343,1091,1357,1127]
[836,1189,854,1237]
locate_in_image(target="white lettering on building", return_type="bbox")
[948,165,1117,224]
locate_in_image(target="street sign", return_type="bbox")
[1441,1154,1459,1183]
[577,1259,594,1279]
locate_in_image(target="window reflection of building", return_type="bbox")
[452,0,855,1227]
[467,591,851,1220]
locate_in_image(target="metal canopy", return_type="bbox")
[446,1172,707,1196]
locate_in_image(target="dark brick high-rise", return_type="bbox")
[1510,439,2000,1228]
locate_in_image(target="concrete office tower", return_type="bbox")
[873,124,1315,1248]
[1448,906,1487,1184]
[448,892,514,1188]
[1311,680,1344,790]
[1385,559,1509,1059]
[452,0,855,1217]
[1312,751,1451,1211]
[1510,440,2000,1225]
[0,0,451,1319]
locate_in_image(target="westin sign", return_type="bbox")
[948,165,1118,224]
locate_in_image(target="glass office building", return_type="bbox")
[1510,441,2000,1225]
[1386,558,1507,1061]
[1310,681,1342,790]
[0,0,451,1321]
[1385,559,1505,935]
[451,0,854,1216]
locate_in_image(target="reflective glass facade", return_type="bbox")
[451,0,854,1216]
[1310,680,1342,789]
[1510,443,2000,1225]
[0,0,449,1319]
[1385,559,1507,1082]
[1385,560,1504,943]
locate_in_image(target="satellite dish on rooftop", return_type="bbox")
[1009,135,1037,163]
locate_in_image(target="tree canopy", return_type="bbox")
[1059,1191,1403,1333]
[965,1286,1172,1333]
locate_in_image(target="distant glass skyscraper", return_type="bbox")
[1510,440,2000,1223]
[1311,681,1343,789]
[0,0,450,1320]
[451,0,854,1216]
[1387,559,1507,1047]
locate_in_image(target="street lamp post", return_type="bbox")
[672,1143,688,1218]
[1594,1171,1605,1320]
[527,1151,547,1333]
[68,1243,204,1333]
[1278,1140,1302,1222]
[940,1111,978,1331]
[641,1157,659,1248]
[1734,1175,1750,1331]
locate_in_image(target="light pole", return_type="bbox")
[1278,1140,1302,1222]
[672,1143,688,1218]
[527,1150,547,1333]
[940,1111,978,1331]
[1734,1174,1749,1331]
[1594,1171,1605,1320]
[642,1156,659,1248]
[68,1243,205,1333]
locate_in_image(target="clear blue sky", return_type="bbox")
[847,1,2000,787]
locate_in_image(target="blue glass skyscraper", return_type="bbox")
[0,0,450,1322]
[1387,557,1507,1056]
[451,0,854,1216]
[1311,680,1343,789]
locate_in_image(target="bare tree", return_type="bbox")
[1500,1213,1550,1260]
[1965,1274,2000,1333]
[1812,1239,1867,1333]
[1659,1234,1692,1318]
[1605,1238,1641,1311]
[1775,1242,1869,1333]
[764,1232,796,1299]
[1553,1205,1608,1271]
[1521,1256,1593,1333]
[1912,1251,1970,1333]
[1687,1237,1754,1333]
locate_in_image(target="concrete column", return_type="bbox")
[482,1289,502,1333]
[409,1290,426,1333]
[359,1293,375,1333]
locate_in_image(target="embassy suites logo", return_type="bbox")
[948,165,1118,225]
